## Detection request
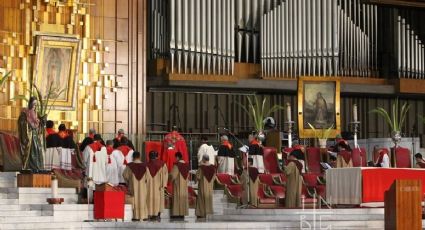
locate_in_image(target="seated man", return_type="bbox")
[336,140,353,168]
[415,153,425,168]
[284,151,303,208]
[123,151,150,221]
[241,158,259,207]
[169,152,189,219]
[113,129,135,150]
[196,154,216,218]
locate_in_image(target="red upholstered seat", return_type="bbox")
[259,174,275,186]
[225,184,243,203]
[269,185,285,198]
[216,173,239,187]
[352,148,367,167]
[263,147,282,174]
[394,147,411,168]
[302,173,320,187]
[306,147,321,173]
[258,187,276,205]
[373,148,389,162]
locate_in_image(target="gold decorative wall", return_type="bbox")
[0,0,147,140]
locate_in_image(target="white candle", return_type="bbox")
[51,178,58,198]
[286,103,291,122]
[353,104,358,122]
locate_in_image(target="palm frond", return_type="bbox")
[369,98,410,133]
[370,107,394,131]
[0,70,13,88]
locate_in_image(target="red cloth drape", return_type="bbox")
[362,168,425,203]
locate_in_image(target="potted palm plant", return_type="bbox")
[237,95,285,142]
[370,98,410,146]
[307,123,334,148]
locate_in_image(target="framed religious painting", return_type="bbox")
[33,35,81,110]
[297,77,341,138]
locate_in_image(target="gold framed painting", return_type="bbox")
[297,77,341,138]
[33,35,81,110]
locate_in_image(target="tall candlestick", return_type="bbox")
[353,104,358,122]
[51,177,58,198]
[286,103,291,122]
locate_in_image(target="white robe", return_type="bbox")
[197,144,217,165]
[83,146,108,184]
[44,147,60,170]
[381,154,390,168]
[112,149,134,183]
[251,155,265,173]
[105,154,120,186]
[217,156,234,175]
[60,148,73,170]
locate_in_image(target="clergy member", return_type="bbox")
[113,137,135,184]
[248,134,264,173]
[60,128,77,170]
[161,126,189,172]
[45,120,56,137]
[241,158,259,207]
[415,153,425,168]
[45,123,61,170]
[197,136,217,166]
[83,134,107,184]
[113,129,135,150]
[79,128,96,152]
[285,151,303,208]
[169,152,189,219]
[195,154,216,218]
[375,148,390,168]
[217,135,235,174]
[147,150,168,221]
[336,140,353,168]
[123,151,150,221]
[105,140,119,185]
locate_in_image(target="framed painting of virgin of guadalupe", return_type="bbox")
[297,77,341,138]
[33,35,81,110]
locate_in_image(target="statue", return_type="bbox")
[314,92,328,126]
[18,97,45,172]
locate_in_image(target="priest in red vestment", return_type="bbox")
[161,126,189,172]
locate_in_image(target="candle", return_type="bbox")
[286,103,291,122]
[353,104,358,122]
[51,178,58,198]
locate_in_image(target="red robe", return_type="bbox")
[161,131,189,172]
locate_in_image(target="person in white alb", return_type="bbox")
[375,148,390,168]
[197,136,217,166]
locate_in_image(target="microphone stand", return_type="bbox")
[225,130,254,209]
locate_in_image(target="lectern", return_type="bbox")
[384,179,422,230]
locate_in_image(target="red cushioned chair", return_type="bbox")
[394,146,411,168]
[263,147,283,174]
[164,185,197,208]
[272,174,287,186]
[215,173,240,189]
[259,174,275,186]
[306,147,322,173]
[373,147,390,163]
[258,186,277,208]
[224,184,243,204]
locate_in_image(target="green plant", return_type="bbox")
[307,122,334,140]
[369,98,410,132]
[237,95,285,132]
[0,70,13,88]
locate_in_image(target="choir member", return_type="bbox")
[44,122,61,170]
[248,134,264,173]
[169,152,189,219]
[161,126,189,172]
[375,148,390,168]
[195,154,216,218]
[285,151,303,208]
[45,120,56,137]
[83,134,107,184]
[60,128,77,170]
[113,129,135,150]
[335,140,353,168]
[105,140,119,185]
[113,137,134,184]
[241,158,259,207]
[79,128,96,152]
[147,150,168,221]
[123,151,150,221]
[197,136,217,166]
[415,153,425,168]
[290,148,306,173]
[217,135,235,174]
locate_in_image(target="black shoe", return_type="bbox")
[131,218,140,222]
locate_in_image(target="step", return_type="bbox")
[0,210,42,217]
[222,208,385,216]
[0,198,18,205]
[208,213,385,222]
[0,204,32,211]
